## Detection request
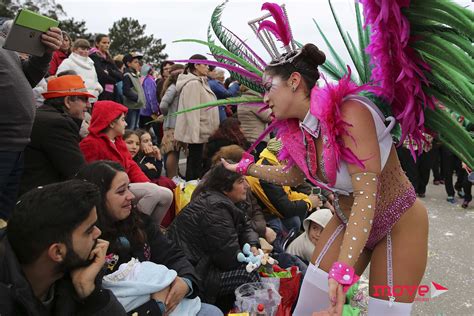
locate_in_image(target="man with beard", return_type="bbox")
[0,180,126,315]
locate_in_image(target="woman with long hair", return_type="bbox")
[89,34,123,101]
[160,63,185,178]
[75,161,222,316]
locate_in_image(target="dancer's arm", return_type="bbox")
[328,100,381,314]
[337,100,381,266]
[221,158,306,186]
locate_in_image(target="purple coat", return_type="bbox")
[140,75,160,116]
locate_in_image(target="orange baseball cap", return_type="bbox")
[42,75,96,100]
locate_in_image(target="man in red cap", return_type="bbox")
[19,75,95,196]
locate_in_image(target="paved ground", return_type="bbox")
[411,182,473,316]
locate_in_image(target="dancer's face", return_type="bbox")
[262,72,294,120]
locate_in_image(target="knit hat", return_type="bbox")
[88,101,128,135]
[303,208,333,232]
[42,75,96,100]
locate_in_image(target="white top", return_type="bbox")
[56,53,103,102]
[301,95,396,195]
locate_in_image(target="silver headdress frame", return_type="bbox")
[248,4,299,62]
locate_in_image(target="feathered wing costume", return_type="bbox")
[168,0,473,170]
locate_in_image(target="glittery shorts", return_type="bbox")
[365,185,416,250]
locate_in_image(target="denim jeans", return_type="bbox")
[125,109,141,130]
[197,303,224,316]
[266,216,302,235]
[0,151,24,220]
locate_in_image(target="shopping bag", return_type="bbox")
[260,265,302,316]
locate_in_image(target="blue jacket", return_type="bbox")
[208,79,240,122]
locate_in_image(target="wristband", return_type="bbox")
[328,261,360,293]
[236,152,255,175]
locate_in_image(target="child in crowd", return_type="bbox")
[80,101,173,228]
[124,129,177,227]
[122,53,145,130]
[286,209,333,263]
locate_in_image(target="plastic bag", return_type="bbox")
[173,178,198,214]
[234,282,281,316]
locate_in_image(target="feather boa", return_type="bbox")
[311,71,367,185]
[360,0,436,149]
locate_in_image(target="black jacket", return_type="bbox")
[237,191,267,238]
[134,155,163,180]
[259,158,309,220]
[0,229,126,316]
[89,52,122,101]
[0,37,51,152]
[167,190,259,303]
[19,105,85,196]
[103,214,199,315]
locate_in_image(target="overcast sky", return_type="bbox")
[57,0,472,67]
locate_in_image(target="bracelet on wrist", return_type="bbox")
[328,261,360,293]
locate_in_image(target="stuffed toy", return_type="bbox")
[237,243,264,272]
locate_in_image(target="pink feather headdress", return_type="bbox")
[360,0,436,149]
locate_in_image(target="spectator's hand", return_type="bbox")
[308,194,323,210]
[325,201,335,214]
[41,27,63,54]
[152,145,162,160]
[265,227,277,244]
[145,162,157,171]
[151,286,170,304]
[221,158,238,172]
[143,143,154,156]
[165,277,189,313]
[71,239,109,299]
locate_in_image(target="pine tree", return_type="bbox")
[2,0,65,20]
[108,17,167,66]
[59,18,89,41]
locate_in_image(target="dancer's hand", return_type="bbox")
[221,158,238,172]
[312,282,345,316]
[326,278,344,315]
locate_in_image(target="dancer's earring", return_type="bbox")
[291,86,296,92]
